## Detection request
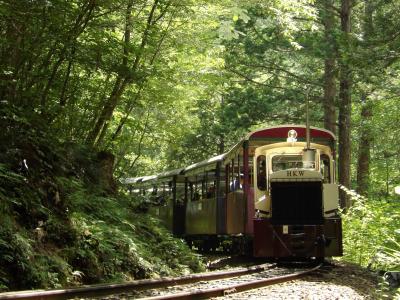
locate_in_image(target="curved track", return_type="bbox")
[140,263,322,299]
[0,263,322,300]
[0,264,270,300]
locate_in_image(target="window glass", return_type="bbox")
[320,154,331,183]
[205,170,216,199]
[257,155,266,191]
[190,181,200,201]
[229,154,244,192]
[176,182,185,204]
[272,155,303,171]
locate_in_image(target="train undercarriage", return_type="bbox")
[184,218,342,259]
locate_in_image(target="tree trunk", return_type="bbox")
[111,85,144,142]
[40,0,96,108]
[322,0,337,135]
[338,0,352,208]
[86,77,127,145]
[356,0,374,196]
[60,53,74,107]
[85,0,134,146]
[85,0,160,147]
[96,151,117,194]
[356,94,373,195]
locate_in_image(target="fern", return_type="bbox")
[0,164,24,183]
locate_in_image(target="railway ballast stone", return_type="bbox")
[216,261,380,299]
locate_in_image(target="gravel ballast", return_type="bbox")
[216,261,381,299]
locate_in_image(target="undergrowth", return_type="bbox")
[340,186,400,298]
[0,111,204,292]
[0,163,204,292]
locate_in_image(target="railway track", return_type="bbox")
[0,263,322,300]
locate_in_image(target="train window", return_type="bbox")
[257,155,266,191]
[194,179,201,201]
[189,182,196,201]
[193,190,200,201]
[230,159,234,191]
[219,168,226,198]
[189,182,193,201]
[237,155,242,190]
[151,186,158,199]
[188,174,206,201]
[201,179,206,199]
[176,182,185,204]
[272,155,303,171]
[205,170,216,199]
[206,184,215,198]
[168,181,173,199]
[228,154,244,191]
[320,154,331,183]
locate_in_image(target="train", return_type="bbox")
[124,125,343,259]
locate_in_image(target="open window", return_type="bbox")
[228,154,244,192]
[205,170,216,199]
[320,154,331,183]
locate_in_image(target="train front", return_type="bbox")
[252,129,343,259]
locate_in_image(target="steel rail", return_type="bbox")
[140,263,322,300]
[0,264,271,300]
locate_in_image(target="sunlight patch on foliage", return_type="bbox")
[340,186,399,283]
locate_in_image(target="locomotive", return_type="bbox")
[125,125,343,259]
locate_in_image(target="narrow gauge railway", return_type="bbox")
[0,264,269,300]
[0,263,323,300]
[125,125,343,259]
[126,263,322,300]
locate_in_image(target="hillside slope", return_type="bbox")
[0,111,203,291]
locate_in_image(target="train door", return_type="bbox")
[320,152,339,217]
[173,176,186,236]
[253,151,270,218]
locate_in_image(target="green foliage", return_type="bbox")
[0,164,204,291]
[340,186,400,296]
[351,94,400,198]
[0,113,204,291]
[0,227,42,290]
[60,185,204,283]
[341,192,400,267]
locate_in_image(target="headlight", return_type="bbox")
[287,129,297,143]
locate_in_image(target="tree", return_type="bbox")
[220,1,326,135]
[355,0,374,196]
[85,0,177,147]
[338,0,352,208]
[320,0,337,135]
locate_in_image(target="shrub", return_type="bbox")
[340,186,400,297]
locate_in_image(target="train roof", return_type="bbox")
[121,177,143,184]
[184,153,226,173]
[223,125,336,159]
[244,125,336,141]
[156,168,184,178]
[123,168,184,185]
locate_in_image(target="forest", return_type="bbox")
[0,0,399,296]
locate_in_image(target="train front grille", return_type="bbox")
[270,181,323,225]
